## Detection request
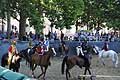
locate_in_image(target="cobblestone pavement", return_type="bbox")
[18,55,120,80]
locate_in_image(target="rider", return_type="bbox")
[61,41,69,56]
[102,41,109,51]
[36,38,45,55]
[80,39,90,65]
[8,40,18,65]
[81,39,88,55]
[27,39,35,56]
[44,37,49,52]
[43,37,57,55]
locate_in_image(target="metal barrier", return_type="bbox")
[0,66,31,80]
[78,74,120,80]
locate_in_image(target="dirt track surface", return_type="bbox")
[18,54,120,80]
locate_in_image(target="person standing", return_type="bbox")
[102,41,109,51]
[60,31,64,42]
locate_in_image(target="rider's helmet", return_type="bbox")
[11,40,16,45]
[82,38,87,45]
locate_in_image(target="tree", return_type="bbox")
[39,0,84,31]
[0,0,6,33]
[8,0,44,40]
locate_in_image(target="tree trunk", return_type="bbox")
[118,28,120,38]
[50,22,53,32]
[2,18,4,33]
[7,8,11,39]
[75,20,78,32]
[19,11,26,40]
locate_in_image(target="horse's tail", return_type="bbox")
[114,53,119,66]
[1,55,4,67]
[1,54,7,67]
[61,56,68,74]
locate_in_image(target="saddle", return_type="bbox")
[36,47,46,56]
[8,54,20,65]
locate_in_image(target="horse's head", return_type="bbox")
[19,49,27,59]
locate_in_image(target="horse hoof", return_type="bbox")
[78,76,82,80]
[32,75,36,78]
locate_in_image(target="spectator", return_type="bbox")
[102,41,109,51]
[60,31,64,42]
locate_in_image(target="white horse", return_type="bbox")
[93,45,119,68]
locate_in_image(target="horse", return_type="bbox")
[19,44,56,66]
[93,45,119,68]
[1,53,21,72]
[61,44,96,80]
[61,55,92,80]
[25,47,55,79]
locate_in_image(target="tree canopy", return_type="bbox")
[0,0,120,39]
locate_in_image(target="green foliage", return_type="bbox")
[41,0,84,29]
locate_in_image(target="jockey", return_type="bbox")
[102,41,109,51]
[35,38,45,55]
[36,44,44,55]
[8,40,18,64]
[28,39,34,55]
[81,39,88,54]
[44,37,49,52]
[80,39,90,65]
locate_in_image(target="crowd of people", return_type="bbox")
[73,31,119,42]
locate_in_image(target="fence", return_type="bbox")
[0,66,33,80]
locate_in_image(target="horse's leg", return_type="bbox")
[100,58,105,66]
[16,67,19,72]
[33,64,37,70]
[88,68,91,75]
[11,63,17,72]
[31,64,36,78]
[83,67,88,80]
[42,66,48,79]
[66,68,71,80]
[37,66,44,78]
[66,68,69,80]
[112,54,118,68]
[87,68,94,80]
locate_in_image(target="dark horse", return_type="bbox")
[1,53,21,72]
[21,46,55,79]
[61,45,96,80]
[19,44,38,66]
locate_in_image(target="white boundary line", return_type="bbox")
[78,75,120,78]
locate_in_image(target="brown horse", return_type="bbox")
[29,47,55,79]
[61,55,92,80]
